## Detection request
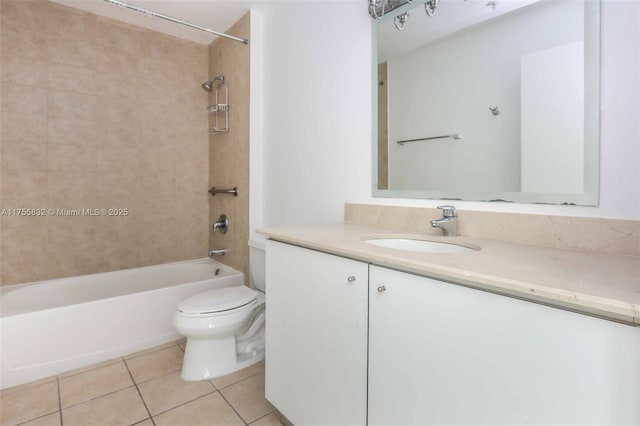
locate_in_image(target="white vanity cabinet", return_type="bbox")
[264,241,639,425]
[368,265,639,425]
[264,240,368,425]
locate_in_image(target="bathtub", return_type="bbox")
[0,258,244,390]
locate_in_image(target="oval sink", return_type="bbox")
[363,238,478,254]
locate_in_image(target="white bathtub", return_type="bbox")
[0,258,244,390]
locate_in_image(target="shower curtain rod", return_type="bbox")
[102,0,249,45]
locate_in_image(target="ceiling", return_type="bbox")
[50,0,252,44]
[377,0,540,62]
[51,0,541,52]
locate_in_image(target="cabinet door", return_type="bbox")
[369,265,639,425]
[265,241,368,425]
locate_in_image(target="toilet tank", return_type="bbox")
[249,239,266,292]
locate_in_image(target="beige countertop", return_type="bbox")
[258,223,640,326]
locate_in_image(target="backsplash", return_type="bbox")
[345,203,639,257]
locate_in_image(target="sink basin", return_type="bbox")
[363,238,478,254]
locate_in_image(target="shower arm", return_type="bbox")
[102,0,249,45]
[202,76,226,92]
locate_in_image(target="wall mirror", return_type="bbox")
[372,0,600,205]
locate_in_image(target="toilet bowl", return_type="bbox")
[174,285,265,381]
[174,239,267,380]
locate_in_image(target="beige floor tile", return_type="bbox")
[61,386,148,426]
[22,412,61,426]
[58,357,122,379]
[220,374,274,424]
[125,346,183,383]
[0,381,59,425]
[137,371,215,415]
[211,360,265,390]
[250,411,284,426]
[131,419,154,426]
[124,340,182,360]
[153,393,244,426]
[0,375,57,397]
[59,361,134,408]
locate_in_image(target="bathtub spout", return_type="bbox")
[208,249,229,257]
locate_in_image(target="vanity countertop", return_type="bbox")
[258,223,640,326]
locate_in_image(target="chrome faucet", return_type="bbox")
[430,205,457,236]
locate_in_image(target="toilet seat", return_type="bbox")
[177,286,257,317]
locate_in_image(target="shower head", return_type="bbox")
[201,76,225,92]
[201,80,214,92]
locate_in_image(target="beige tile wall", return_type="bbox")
[0,0,210,285]
[345,203,640,257]
[377,62,388,190]
[207,14,251,279]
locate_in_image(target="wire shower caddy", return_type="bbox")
[207,76,229,133]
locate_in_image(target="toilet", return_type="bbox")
[173,240,266,381]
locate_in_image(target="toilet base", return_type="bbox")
[180,336,264,381]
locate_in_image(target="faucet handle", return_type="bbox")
[212,214,229,235]
[437,205,456,217]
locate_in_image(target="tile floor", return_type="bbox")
[0,340,280,426]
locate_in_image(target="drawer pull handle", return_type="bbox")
[347,276,356,283]
[377,286,386,293]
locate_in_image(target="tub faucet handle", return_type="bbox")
[212,214,229,235]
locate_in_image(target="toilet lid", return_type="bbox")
[177,286,257,315]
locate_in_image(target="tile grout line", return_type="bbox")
[211,369,265,391]
[129,418,153,426]
[13,410,60,426]
[60,384,138,411]
[123,356,156,426]
[135,367,183,386]
[247,409,277,425]
[59,342,182,384]
[123,341,185,362]
[150,388,218,418]
[55,358,122,381]
[50,340,184,383]
[0,378,58,398]
[57,376,64,426]
[217,389,249,426]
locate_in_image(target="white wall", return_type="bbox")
[521,41,584,194]
[387,1,582,193]
[249,10,265,242]
[251,1,372,234]
[251,0,639,232]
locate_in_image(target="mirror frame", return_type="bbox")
[371,0,601,206]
